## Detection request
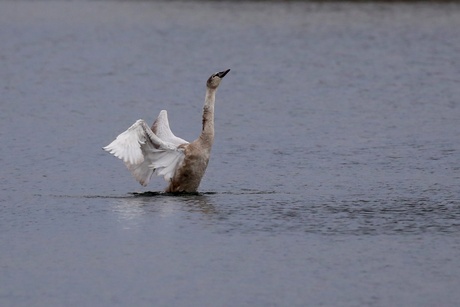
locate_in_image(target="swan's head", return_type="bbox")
[207,69,230,89]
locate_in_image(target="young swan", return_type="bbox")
[103,69,230,193]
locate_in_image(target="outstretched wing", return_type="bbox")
[152,110,189,146]
[103,119,187,186]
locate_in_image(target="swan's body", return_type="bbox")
[103,69,230,193]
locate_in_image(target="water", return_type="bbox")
[1,1,460,306]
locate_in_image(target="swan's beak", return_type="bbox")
[217,69,230,78]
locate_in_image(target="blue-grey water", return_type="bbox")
[1,1,460,306]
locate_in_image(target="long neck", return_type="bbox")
[199,87,216,145]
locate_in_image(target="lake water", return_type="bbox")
[1,1,459,306]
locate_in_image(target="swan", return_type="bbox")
[103,69,230,193]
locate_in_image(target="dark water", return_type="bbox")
[1,1,460,306]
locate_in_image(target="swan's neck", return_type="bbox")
[199,87,216,146]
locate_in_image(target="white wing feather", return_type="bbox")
[152,110,189,146]
[103,119,187,186]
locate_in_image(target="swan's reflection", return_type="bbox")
[112,192,216,230]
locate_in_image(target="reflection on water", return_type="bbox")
[112,198,147,229]
[112,192,217,229]
[108,191,459,235]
